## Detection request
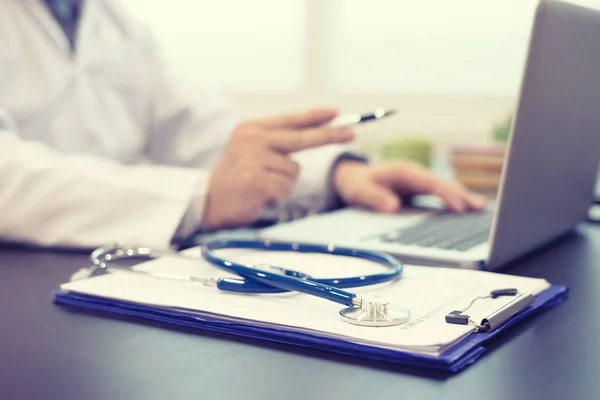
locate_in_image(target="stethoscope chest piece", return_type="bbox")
[340,299,411,327]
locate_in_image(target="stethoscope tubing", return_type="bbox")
[201,240,403,307]
[85,240,403,308]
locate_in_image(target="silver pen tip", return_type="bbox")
[374,108,397,119]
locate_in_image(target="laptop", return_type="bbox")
[260,0,600,270]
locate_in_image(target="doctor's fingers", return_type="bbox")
[260,152,301,179]
[387,163,486,212]
[434,181,487,212]
[255,108,339,129]
[251,171,296,204]
[263,126,355,154]
[350,180,402,214]
[402,167,486,211]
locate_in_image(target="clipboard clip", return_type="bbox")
[445,288,534,332]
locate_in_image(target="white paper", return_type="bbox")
[60,248,550,357]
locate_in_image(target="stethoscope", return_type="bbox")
[71,240,411,327]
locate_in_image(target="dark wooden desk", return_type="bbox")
[2,225,600,400]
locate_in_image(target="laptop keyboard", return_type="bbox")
[375,211,493,252]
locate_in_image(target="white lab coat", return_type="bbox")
[0,0,344,250]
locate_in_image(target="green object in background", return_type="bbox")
[492,113,513,142]
[380,137,433,167]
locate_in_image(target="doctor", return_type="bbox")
[0,0,485,250]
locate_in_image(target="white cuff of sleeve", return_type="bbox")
[172,173,211,241]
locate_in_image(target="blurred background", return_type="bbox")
[121,0,600,196]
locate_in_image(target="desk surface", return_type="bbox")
[2,225,600,400]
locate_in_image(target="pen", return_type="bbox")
[331,108,397,128]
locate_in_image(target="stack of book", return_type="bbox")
[450,143,507,198]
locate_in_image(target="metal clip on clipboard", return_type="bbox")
[445,289,534,332]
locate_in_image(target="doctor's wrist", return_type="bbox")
[331,152,369,206]
[333,160,367,190]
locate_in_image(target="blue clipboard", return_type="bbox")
[53,284,568,373]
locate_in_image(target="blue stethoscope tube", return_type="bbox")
[201,240,403,308]
[80,240,410,327]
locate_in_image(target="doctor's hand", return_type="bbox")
[332,160,487,213]
[201,108,354,231]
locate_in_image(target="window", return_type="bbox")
[324,0,538,97]
[121,0,600,142]
[121,0,306,92]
